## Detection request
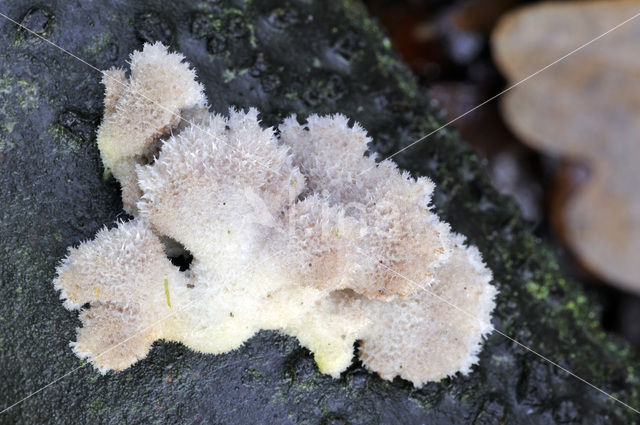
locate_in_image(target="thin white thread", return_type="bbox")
[0,11,283,178]
[358,9,640,175]
[352,245,640,415]
[0,297,197,415]
[0,243,288,414]
[1,5,639,418]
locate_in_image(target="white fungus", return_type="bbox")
[54,42,497,386]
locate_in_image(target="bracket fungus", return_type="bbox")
[493,0,640,293]
[54,42,496,387]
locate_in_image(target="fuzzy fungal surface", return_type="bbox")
[53,41,497,388]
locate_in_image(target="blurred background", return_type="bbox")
[363,0,640,351]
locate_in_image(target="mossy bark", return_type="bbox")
[0,0,638,423]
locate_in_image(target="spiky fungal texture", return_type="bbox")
[55,43,497,386]
[97,42,208,213]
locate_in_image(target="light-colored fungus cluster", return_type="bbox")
[492,0,640,293]
[54,42,496,387]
